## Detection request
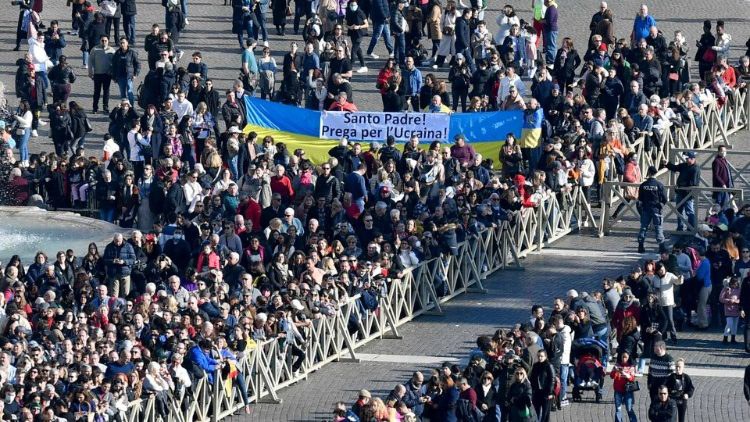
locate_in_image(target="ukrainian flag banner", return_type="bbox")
[519,107,544,148]
[243,97,524,163]
[449,109,524,160]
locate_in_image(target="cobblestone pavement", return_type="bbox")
[2,0,750,421]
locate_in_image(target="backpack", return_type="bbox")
[136,82,147,109]
[456,399,485,422]
[259,70,275,95]
[360,289,379,311]
[684,246,700,272]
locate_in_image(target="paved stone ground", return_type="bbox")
[2,0,750,421]
[236,231,750,422]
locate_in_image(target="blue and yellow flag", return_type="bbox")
[242,97,524,163]
[519,108,544,149]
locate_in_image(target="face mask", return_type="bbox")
[173,234,184,240]
[5,394,15,403]
[350,4,358,10]
[719,151,727,157]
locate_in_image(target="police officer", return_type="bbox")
[638,165,667,253]
[663,152,700,231]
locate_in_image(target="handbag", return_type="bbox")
[442,26,454,36]
[285,5,292,16]
[84,117,93,133]
[702,48,716,63]
[99,0,117,17]
[624,380,640,392]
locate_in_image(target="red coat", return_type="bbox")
[196,251,220,273]
[238,198,261,231]
[610,364,636,393]
[328,101,358,112]
[612,302,641,338]
[270,175,295,202]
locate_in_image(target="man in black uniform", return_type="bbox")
[638,165,667,253]
[663,152,700,232]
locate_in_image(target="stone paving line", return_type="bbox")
[1,0,748,155]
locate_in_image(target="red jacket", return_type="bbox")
[270,175,295,202]
[196,251,220,273]
[612,302,641,338]
[610,364,636,393]
[328,101,358,112]
[238,198,261,231]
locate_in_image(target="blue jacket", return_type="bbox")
[695,258,711,288]
[632,14,656,42]
[455,17,470,52]
[344,171,367,201]
[403,67,423,96]
[188,345,220,383]
[433,386,459,422]
[44,30,67,63]
[103,241,136,279]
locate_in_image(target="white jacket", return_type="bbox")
[28,37,50,72]
[559,324,573,364]
[15,111,33,129]
[495,14,520,42]
[579,159,595,187]
[711,33,732,60]
[652,272,683,307]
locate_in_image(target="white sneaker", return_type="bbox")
[38,120,47,126]
[184,18,189,25]
[356,66,368,73]
[31,130,38,138]
[388,52,394,58]
[432,64,438,69]
[263,41,269,47]
[369,53,379,59]
[560,399,570,407]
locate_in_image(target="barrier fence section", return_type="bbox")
[599,88,750,236]
[118,89,749,421]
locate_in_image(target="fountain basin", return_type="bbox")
[0,206,127,264]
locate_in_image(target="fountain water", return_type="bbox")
[0,206,126,263]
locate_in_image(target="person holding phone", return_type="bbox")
[610,351,638,422]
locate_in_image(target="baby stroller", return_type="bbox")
[571,338,607,402]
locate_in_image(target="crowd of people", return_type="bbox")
[334,263,710,422]
[0,0,749,420]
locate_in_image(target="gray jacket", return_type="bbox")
[89,46,116,76]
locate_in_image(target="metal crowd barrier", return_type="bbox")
[116,89,750,421]
[598,88,750,237]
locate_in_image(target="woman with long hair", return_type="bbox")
[610,351,638,422]
[553,37,582,93]
[13,100,33,167]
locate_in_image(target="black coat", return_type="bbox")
[165,182,186,216]
[529,361,555,397]
[506,380,532,422]
[49,109,73,144]
[554,49,581,82]
[69,109,88,140]
[111,47,141,80]
[382,90,403,112]
[648,399,677,422]
[120,0,137,16]
[454,17,470,52]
